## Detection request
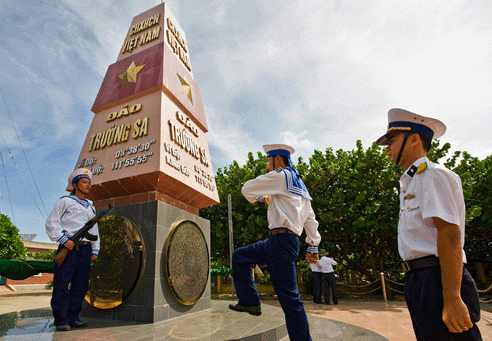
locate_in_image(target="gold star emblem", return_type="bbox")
[177,73,193,105]
[118,61,145,88]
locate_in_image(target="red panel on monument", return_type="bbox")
[74,3,219,212]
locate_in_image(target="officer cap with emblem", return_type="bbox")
[66,168,92,192]
[376,108,446,146]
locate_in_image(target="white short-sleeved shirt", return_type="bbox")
[310,262,322,272]
[398,156,466,262]
[318,256,337,273]
[241,168,321,247]
[46,195,100,255]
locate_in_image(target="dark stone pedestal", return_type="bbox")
[82,200,211,323]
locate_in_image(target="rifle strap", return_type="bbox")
[75,241,79,252]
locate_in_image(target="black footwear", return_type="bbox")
[70,321,88,328]
[229,303,262,316]
[56,324,71,331]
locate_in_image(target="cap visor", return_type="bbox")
[376,134,388,146]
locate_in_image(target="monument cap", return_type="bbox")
[263,144,295,158]
[376,108,446,146]
[66,168,92,192]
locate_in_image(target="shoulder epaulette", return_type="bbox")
[416,162,427,174]
[275,167,282,173]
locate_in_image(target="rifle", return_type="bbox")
[54,205,112,267]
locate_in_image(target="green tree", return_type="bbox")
[299,141,402,282]
[445,152,492,283]
[27,249,57,261]
[0,214,26,259]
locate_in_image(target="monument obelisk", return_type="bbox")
[73,3,219,323]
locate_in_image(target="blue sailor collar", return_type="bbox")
[65,194,92,209]
[405,156,429,178]
[278,166,313,200]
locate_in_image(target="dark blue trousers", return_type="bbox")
[322,272,338,304]
[232,234,312,341]
[312,271,322,303]
[51,244,92,327]
[405,266,482,341]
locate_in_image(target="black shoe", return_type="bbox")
[229,303,262,316]
[70,321,88,328]
[56,324,71,331]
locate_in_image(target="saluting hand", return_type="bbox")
[306,253,319,264]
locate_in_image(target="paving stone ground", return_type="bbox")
[1,289,491,340]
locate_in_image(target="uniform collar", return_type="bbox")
[404,156,429,178]
[67,194,91,208]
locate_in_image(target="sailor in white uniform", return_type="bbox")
[229,144,321,341]
[376,108,482,340]
[46,168,99,331]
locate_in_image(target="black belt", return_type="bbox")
[269,228,297,236]
[402,255,440,272]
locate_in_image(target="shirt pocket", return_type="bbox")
[402,200,422,229]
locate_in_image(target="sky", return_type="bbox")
[0,0,491,243]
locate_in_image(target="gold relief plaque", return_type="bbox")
[164,220,209,305]
[85,216,145,309]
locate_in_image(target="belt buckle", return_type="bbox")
[402,262,411,272]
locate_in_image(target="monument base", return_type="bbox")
[0,301,390,340]
[82,200,211,323]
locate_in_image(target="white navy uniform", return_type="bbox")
[318,256,337,273]
[377,108,481,340]
[399,156,466,263]
[46,195,100,255]
[232,144,320,340]
[242,167,321,246]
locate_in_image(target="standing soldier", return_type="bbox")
[229,144,321,341]
[46,169,100,331]
[376,108,482,340]
[318,251,338,305]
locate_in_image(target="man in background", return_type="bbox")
[318,250,338,305]
[310,253,323,304]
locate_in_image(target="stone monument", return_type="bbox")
[73,3,219,323]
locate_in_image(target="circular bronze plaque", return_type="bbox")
[85,215,145,309]
[164,220,209,305]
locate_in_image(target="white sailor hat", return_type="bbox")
[376,108,446,146]
[66,168,92,192]
[263,144,295,158]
